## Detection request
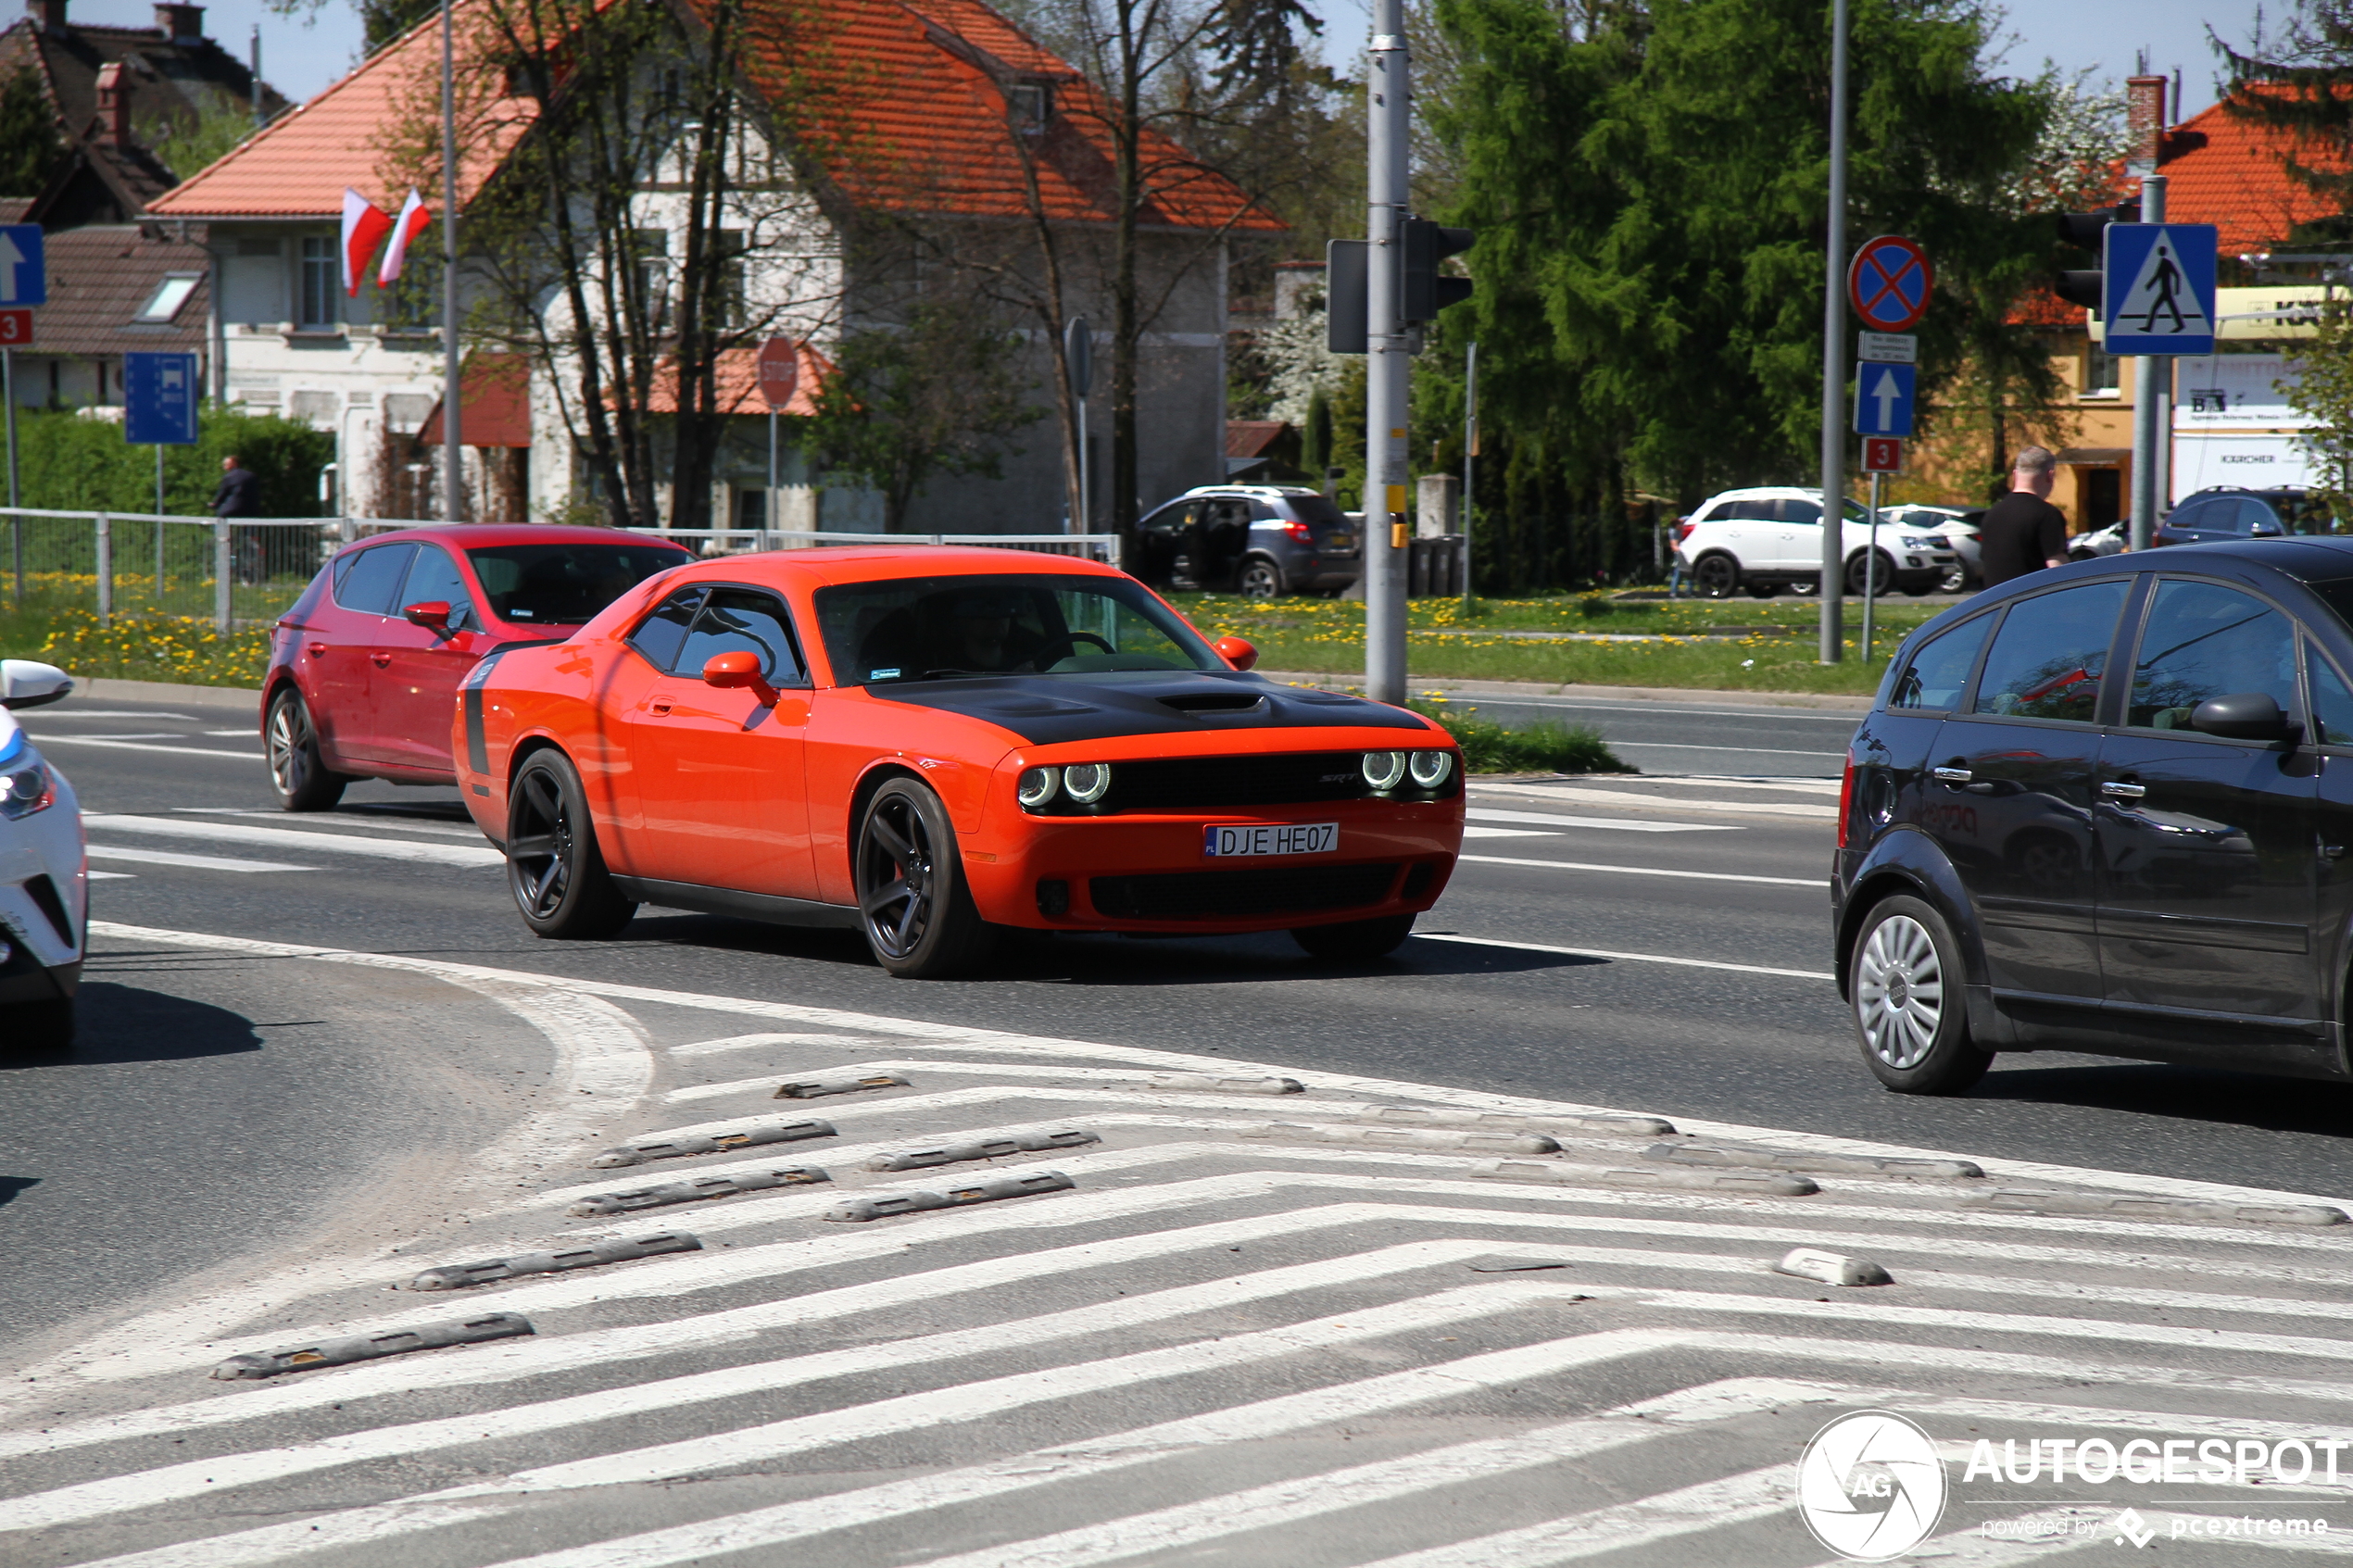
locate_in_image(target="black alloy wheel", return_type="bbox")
[854,777,995,978]
[1692,553,1740,599]
[265,688,347,812]
[1843,549,1897,598]
[1849,894,1993,1095]
[505,751,635,939]
[1238,558,1285,600]
[1290,913,1417,960]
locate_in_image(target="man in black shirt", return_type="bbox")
[212,454,260,518]
[1976,446,2071,587]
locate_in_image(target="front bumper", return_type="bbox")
[965,802,1463,932]
[1,760,86,1000]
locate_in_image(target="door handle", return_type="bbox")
[2100,781,2146,799]
[308,643,327,659]
[370,652,391,668]
[648,702,672,716]
[1931,766,1971,784]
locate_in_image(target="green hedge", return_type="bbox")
[5,402,333,516]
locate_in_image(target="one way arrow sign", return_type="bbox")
[0,225,46,307]
[1852,360,1914,438]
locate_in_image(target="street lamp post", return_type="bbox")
[440,0,463,521]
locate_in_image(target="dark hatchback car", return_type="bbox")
[2157,486,2346,548]
[1833,539,2353,1095]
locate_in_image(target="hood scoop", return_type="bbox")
[1158,691,1269,716]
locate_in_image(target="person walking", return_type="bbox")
[1976,447,2070,588]
[213,453,265,584]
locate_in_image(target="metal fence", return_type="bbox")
[0,511,1124,632]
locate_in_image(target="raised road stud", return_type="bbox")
[1353,1106,1675,1137]
[1244,1122,1562,1155]
[823,1170,1075,1223]
[1473,1160,1820,1198]
[211,1312,532,1379]
[1122,1073,1305,1095]
[566,1167,829,1216]
[592,1121,837,1167]
[1773,1248,1893,1287]
[774,1074,909,1099]
[407,1232,702,1290]
[864,1130,1099,1171]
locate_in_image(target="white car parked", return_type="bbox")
[1879,503,1983,590]
[1673,486,1959,598]
[1,660,83,1050]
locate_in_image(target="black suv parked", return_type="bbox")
[1133,486,1362,599]
[1834,538,2353,1094]
[2157,486,2347,547]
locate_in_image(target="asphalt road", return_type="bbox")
[12,682,2353,1564]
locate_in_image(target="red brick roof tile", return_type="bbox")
[2158,86,2348,252]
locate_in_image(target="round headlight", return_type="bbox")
[1408,750,1454,788]
[1063,761,1113,803]
[1361,750,1407,791]
[1016,766,1061,809]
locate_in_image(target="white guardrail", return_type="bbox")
[0,508,1121,632]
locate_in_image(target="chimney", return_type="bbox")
[93,60,129,145]
[27,0,67,35]
[2126,73,2169,174]
[153,2,203,43]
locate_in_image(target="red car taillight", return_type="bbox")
[1837,757,1856,848]
[1284,521,1313,543]
[1674,521,1696,546]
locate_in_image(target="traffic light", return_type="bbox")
[1403,218,1474,321]
[2054,200,2139,313]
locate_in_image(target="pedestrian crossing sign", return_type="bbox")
[2103,223,2217,355]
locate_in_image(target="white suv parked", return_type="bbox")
[1673,486,1959,598]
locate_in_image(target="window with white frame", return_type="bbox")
[137,274,200,322]
[298,236,340,330]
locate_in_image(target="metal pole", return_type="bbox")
[1817,0,1850,662]
[249,25,263,130]
[155,444,164,520]
[2129,174,2167,551]
[155,513,163,602]
[1461,340,1476,614]
[1076,398,1088,536]
[94,511,111,628]
[1364,0,1410,705]
[767,408,778,537]
[1862,470,1881,661]
[439,0,464,521]
[4,345,18,609]
[213,518,230,632]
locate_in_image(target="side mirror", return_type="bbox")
[0,659,72,710]
[2188,691,2299,742]
[402,600,452,631]
[702,649,777,702]
[1214,635,1259,672]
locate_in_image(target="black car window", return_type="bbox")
[1712,497,1779,522]
[2166,499,2217,533]
[332,543,420,616]
[1969,579,2129,723]
[628,587,705,672]
[2309,642,2353,746]
[1776,498,1822,525]
[2126,580,2299,729]
[674,588,806,684]
[813,572,1222,684]
[1139,503,1192,535]
[465,542,691,624]
[1287,495,1351,530]
[1889,614,1994,710]
[397,545,477,630]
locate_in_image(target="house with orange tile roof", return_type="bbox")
[145,0,1275,528]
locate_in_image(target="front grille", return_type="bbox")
[1106,752,1370,810]
[1090,862,1401,922]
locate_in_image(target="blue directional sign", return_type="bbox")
[1852,361,1916,438]
[2104,224,2218,355]
[0,224,44,306]
[124,351,199,445]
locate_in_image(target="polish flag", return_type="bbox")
[341,188,394,298]
[377,190,432,287]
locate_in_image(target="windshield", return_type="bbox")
[813,573,1223,684]
[466,542,690,624]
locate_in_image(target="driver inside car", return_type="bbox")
[926,588,1049,673]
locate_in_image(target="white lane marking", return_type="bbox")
[1461,806,1742,834]
[1460,825,1559,838]
[1459,855,1818,887]
[27,709,200,720]
[85,870,133,879]
[1646,775,1844,796]
[667,1031,896,1058]
[1609,740,1845,758]
[200,729,256,737]
[52,732,195,740]
[1499,785,1835,818]
[88,922,2353,1214]
[82,815,501,867]
[1417,930,1832,980]
[1441,696,1865,722]
[83,846,317,873]
[32,736,257,759]
[174,809,491,841]
[1353,1467,1791,1568]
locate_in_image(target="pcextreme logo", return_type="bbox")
[1797,1410,1949,1562]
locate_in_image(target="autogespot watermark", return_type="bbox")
[1797,1411,2342,1562]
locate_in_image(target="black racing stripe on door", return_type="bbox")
[465,684,489,774]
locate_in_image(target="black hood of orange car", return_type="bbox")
[865,671,1429,746]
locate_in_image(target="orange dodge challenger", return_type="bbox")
[453,546,1464,977]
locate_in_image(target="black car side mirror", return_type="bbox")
[2188,691,2300,743]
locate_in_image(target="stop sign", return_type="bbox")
[758,337,799,410]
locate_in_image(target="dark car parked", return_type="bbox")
[1833,538,2353,1094]
[2156,486,2347,548]
[1133,485,1361,599]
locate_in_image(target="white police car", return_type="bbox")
[1,660,82,1049]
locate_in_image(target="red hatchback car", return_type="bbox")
[260,525,695,809]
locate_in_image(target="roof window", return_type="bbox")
[137,273,200,322]
[1012,82,1051,132]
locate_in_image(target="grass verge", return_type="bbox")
[0,607,270,686]
[1404,698,1631,775]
